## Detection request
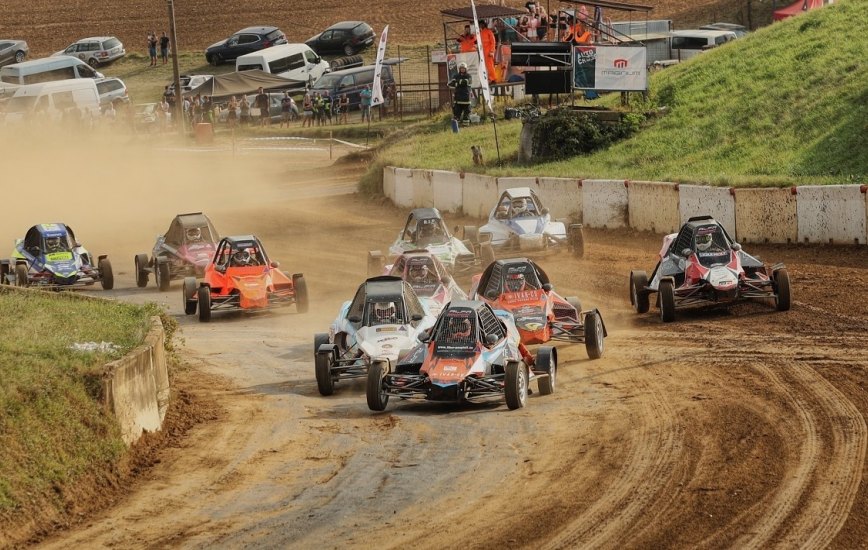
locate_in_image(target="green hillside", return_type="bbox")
[372,0,867,187]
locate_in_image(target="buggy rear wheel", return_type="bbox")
[315,351,336,396]
[462,225,479,244]
[505,361,528,410]
[566,296,583,313]
[0,263,9,285]
[569,224,585,258]
[584,311,604,359]
[479,242,495,268]
[197,285,212,322]
[774,268,791,311]
[659,279,676,323]
[293,275,309,313]
[366,360,389,411]
[536,347,556,396]
[135,254,149,288]
[15,264,28,287]
[156,260,170,291]
[630,270,650,314]
[98,258,114,290]
[182,277,197,315]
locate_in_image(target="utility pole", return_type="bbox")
[167,0,183,130]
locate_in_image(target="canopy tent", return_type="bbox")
[183,70,306,99]
[773,0,825,21]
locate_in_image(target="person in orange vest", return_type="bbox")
[457,24,477,53]
[563,17,592,44]
[479,20,497,84]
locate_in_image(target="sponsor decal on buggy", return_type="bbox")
[46,252,73,262]
[376,327,398,332]
[378,336,399,341]
[504,291,542,302]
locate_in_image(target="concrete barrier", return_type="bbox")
[430,170,463,213]
[582,179,628,228]
[103,316,170,446]
[462,172,499,218]
[392,168,414,208]
[382,166,397,201]
[537,177,583,221]
[411,169,435,208]
[497,177,537,197]
[679,184,736,237]
[627,181,680,234]
[796,185,868,244]
[734,188,798,244]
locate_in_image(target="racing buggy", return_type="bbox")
[135,212,220,291]
[367,300,557,411]
[629,215,792,323]
[473,187,585,258]
[382,250,467,317]
[470,257,605,359]
[368,208,495,279]
[314,276,436,396]
[182,235,308,322]
[2,223,113,290]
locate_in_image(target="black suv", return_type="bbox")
[205,26,287,66]
[306,21,375,56]
[309,63,395,110]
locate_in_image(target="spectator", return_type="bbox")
[322,91,332,125]
[360,85,372,123]
[160,32,170,64]
[527,11,540,42]
[312,92,323,126]
[227,96,238,129]
[456,24,476,53]
[203,95,214,124]
[148,31,158,67]
[159,96,170,130]
[103,101,117,124]
[338,93,349,124]
[280,91,293,128]
[255,87,269,127]
[536,5,549,41]
[163,85,175,110]
[479,20,497,84]
[302,92,313,127]
[240,96,250,126]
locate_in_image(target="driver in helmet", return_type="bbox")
[695,228,720,253]
[373,302,398,325]
[186,227,203,243]
[409,263,433,284]
[44,236,64,253]
[232,249,253,266]
[505,273,526,292]
[511,198,529,218]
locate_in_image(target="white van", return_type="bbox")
[0,56,103,98]
[235,44,329,85]
[3,79,101,124]
[670,30,738,60]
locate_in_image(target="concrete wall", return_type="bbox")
[382,166,397,202]
[461,172,499,218]
[430,170,463,213]
[734,187,798,244]
[627,181,680,234]
[538,177,583,221]
[410,169,435,208]
[103,317,170,446]
[582,179,628,228]
[796,185,868,244]
[496,176,537,197]
[392,168,414,208]
[679,184,736,237]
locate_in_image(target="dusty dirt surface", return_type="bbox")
[3,134,860,548]
[6,0,769,57]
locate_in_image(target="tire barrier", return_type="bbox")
[582,180,629,229]
[796,185,867,244]
[734,188,798,244]
[627,181,680,234]
[679,184,737,237]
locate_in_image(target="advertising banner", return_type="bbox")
[572,45,647,91]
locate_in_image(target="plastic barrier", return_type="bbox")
[734,188,798,243]
[679,185,736,237]
[392,168,414,208]
[796,185,867,244]
[430,170,463,213]
[627,181,680,234]
[537,177,583,221]
[582,180,628,228]
[462,172,499,218]
[103,317,170,445]
[383,166,397,201]
[411,169,435,208]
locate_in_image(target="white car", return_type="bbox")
[313,276,436,396]
[478,187,585,257]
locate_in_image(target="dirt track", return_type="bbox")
[17,144,866,549]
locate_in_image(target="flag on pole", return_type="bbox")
[371,25,389,106]
[470,0,493,112]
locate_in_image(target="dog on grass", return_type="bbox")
[471,145,484,166]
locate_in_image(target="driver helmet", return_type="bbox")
[409,263,429,283]
[511,198,528,216]
[186,227,202,242]
[458,62,468,71]
[234,249,251,265]
[45,236,63,252]
[696,232,714,252]
[506,273,526,292]
[418,222,437,239]
[374,302,397,324]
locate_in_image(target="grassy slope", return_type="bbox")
[0,291,154,520]
[371,0,867,186]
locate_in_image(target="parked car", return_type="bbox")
[236,43,329,85]
[133,103,159,130]
[53,36,126,67]
[669,29,738,60]
[205,26,287,66]
[699,22,748,38]
[0,40,28,67]
[309,63,396,110]
[2,79,101,125]
[96,77,128,107]
[306,21,375,56]
[167,74,213,95]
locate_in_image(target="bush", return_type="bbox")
[531,107,645,161]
